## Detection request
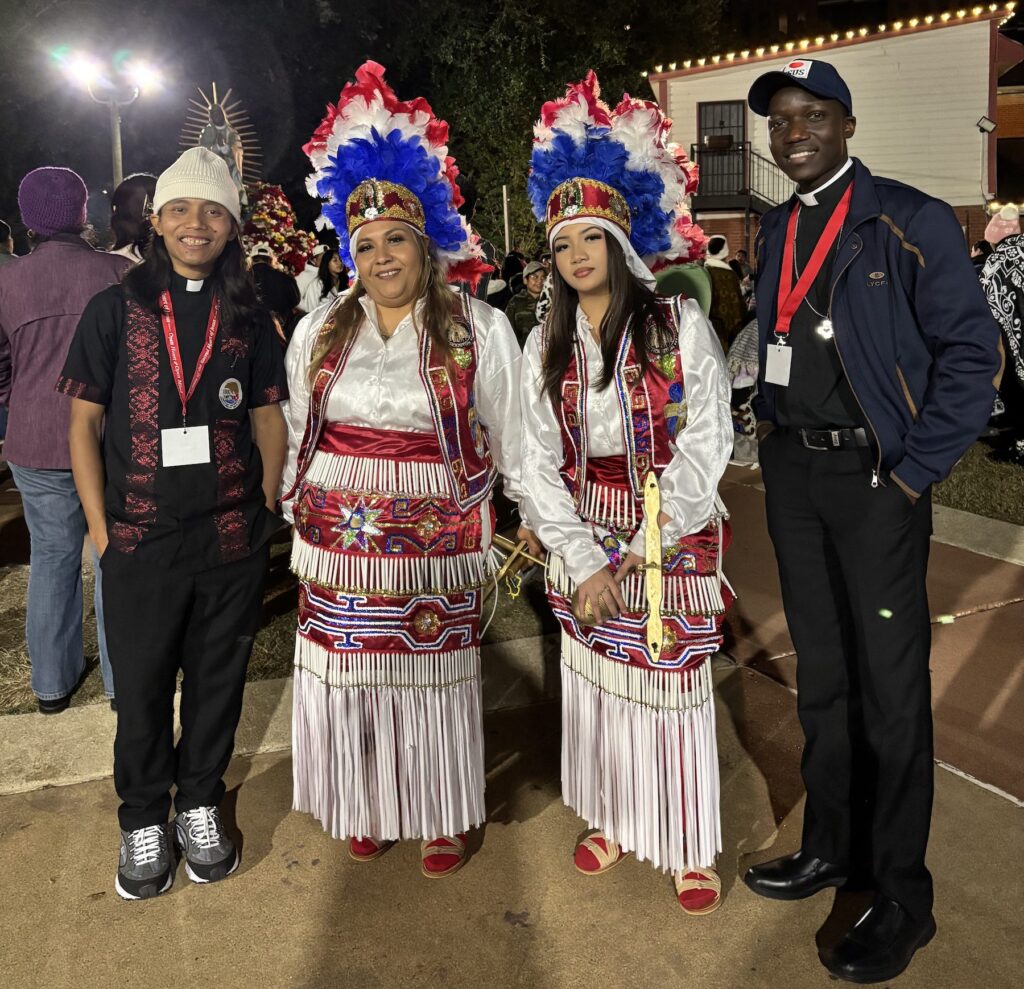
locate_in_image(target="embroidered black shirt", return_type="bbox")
[59,272,288,570]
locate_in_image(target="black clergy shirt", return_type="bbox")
[59,272,288,570]
[774,164,864,429]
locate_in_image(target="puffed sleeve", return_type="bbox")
[472,299,527,516]
[278,308,320,522]
[519,328,610,586]
[628,297,732,556]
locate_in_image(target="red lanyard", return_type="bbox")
[775,183,853,339]
[159,290,220,426]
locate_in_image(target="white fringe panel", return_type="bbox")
[579,482,731,533]
[546,552,725,617]
[303,448,450,497]
[291,653,486,842]
[291,536,485,594]
[580,480,641,531]
[560,633,721,874]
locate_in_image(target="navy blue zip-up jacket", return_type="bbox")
[753,158,1003,496]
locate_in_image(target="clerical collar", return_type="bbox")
[796,158,854,207]
[170,271,209,294]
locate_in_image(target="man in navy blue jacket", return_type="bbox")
[741,60,1002,984]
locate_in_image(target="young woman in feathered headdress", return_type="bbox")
[280,62,533,878]
[517,71,734,913]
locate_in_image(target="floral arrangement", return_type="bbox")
[242,181,317,276]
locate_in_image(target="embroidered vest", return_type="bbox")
[556,296,687,507]
[286,292,496,511]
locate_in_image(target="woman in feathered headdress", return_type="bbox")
[280,62,531,878]
[518,72,733,913]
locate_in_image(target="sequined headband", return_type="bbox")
[545,178,631,239]
[346,179,426,239]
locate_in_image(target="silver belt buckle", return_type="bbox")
[802,429,829,451]
[831,429,841,448]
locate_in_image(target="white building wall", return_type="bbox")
[663,20,992,207]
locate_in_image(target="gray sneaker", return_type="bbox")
[173,806,239,884]
[115,824,174,901]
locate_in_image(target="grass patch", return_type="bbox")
[933,442,1024,526]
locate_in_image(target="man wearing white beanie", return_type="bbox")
[60,146,288,901]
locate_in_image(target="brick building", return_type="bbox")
[649,3,1024,257]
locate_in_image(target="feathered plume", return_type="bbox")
[304,61,489,287]
[529,71,704,268]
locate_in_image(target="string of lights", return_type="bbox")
[645,2,1018,78]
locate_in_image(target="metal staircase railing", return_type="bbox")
[689,141,790,207]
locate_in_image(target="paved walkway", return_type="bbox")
[1,669,1021,989]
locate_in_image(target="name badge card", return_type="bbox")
[161,426,211,467]
[765,343,792,387]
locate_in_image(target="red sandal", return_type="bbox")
[574,832,629,875]
[421,834,467,878]
[348,836,395,862]
[674,868,722,915]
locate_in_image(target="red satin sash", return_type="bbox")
[316,423,443,462]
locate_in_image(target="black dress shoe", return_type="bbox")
[37,694,71,715]
[820,895,936,984]
[743,849,848,900]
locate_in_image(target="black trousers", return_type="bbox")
[101,544,270,831]
[759,431,934,921]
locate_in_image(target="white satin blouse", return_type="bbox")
[281,292,525,522]
[519,299,733,586]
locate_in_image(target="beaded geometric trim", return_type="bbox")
[546,178,631,238]
[346,179,426,238]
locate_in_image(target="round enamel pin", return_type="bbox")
[219,378,243,410]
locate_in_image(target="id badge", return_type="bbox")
[765,342,792,387]
[161,425,211,467]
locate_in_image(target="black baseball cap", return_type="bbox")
[747,59,853,117]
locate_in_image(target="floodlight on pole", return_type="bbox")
[53,49,163,187]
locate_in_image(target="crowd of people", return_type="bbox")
[0,54,1012,986]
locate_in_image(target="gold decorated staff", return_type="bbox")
[641,470,664,661]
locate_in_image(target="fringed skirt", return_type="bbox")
[290,423,488,842]
[546,456,733,874]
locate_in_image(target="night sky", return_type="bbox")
[0,0,378,236]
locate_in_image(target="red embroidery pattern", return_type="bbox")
[55,377,105,404]
[260,384,284,405]
[417,294,496,511]
[111,303,160,552]
[212,419,249,561]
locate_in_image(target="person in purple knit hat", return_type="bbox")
[0,167,130,712]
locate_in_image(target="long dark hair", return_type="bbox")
[541,231,674,407]
[110,173,156,253]
[316,247,347,301]
[123,220,258,333]
[311,236,453,381]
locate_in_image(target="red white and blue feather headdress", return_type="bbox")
[528,71,706,283]
[303,61,489,287]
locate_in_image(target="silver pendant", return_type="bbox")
[815,317,834,340]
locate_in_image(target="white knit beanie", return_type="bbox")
[152,147,241,224]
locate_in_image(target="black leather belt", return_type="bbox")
[778,426,870,451]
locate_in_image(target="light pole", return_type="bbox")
[55,51,162,187]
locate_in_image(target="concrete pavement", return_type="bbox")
[1,664,1021,989]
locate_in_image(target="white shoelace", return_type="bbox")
[130,825,166,866]
[182,808,223,850]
